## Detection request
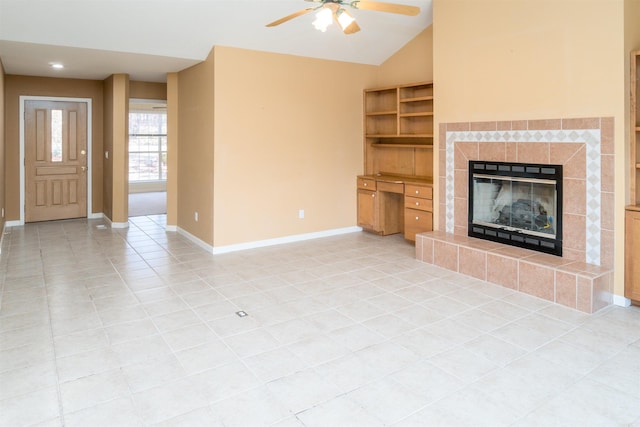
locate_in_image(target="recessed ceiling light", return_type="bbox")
[49,63,64,69]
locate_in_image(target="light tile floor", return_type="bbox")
[1,216,640,426]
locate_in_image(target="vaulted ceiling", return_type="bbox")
[0,0,432,82]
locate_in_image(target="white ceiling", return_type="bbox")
[0,0,432,83]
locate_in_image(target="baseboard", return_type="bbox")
[165,225,177,232]
[0,221,5,254]
[102,216,129,229]
[212,226,362,255]
[88,212,104,219]
[613,294,631,307]
[177,227,214,253]
[5,220,22,227]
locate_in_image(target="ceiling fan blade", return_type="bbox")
[266,8,315,27]
[350,1,420,16]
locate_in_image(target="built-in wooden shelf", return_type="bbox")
[373,143,434,149]
[400,96,434,103]
[626,50,640,303]
[367,134,433,139]
[399,112,434,118]
[365,111,397,116]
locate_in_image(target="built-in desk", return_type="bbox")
[357,174,433,241]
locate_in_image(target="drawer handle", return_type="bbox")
[415,202,420,206]
[415,190,420,194]
[363,182,367,186]
[372,193,375,198]
[415,216,420,220]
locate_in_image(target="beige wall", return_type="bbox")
[377,26,433,86]
[4,76,105,220]
[212,46,378,246]
[433,0,626,295]
[433,0,624,122]
[103,76,114,220]
[102,74,130,223]
[177,50,215,245]
[0,60,5,233]
[166,73,178,227]
[130,81,167,100]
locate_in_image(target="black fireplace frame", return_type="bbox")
[468,160,563,256]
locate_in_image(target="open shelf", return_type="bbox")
[372,143,433,149]
[366,111,397,116]
[362,81,435,178]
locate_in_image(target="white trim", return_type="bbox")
[102,215,129,229]
[0,221,5,254]
[88,212,104,220]
[177,227,214,253]
[613,295,631,307]
[5,220,22,228]
[165,225,177,232]
[19,96,93,226]
[212,226,362,255]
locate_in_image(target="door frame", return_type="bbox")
[19,96,94,225]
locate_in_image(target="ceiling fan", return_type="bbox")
[266,0,420,35]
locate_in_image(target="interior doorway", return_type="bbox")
[128,99,167,217]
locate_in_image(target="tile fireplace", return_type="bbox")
[416,118,615,313]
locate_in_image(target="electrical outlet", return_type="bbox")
[194,211,199,222]
[298,209,304,219]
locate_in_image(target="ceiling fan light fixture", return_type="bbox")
[336,8,355,30]
[312,8,333,32]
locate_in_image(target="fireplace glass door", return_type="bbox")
[472,175,557,238]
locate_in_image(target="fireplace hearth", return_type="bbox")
[468,160,563,256]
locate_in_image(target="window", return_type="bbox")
[51,109,63,162]
[129,108,167,182]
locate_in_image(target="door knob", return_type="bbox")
[81,166,87,172]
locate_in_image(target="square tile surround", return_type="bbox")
[416,118,615,314]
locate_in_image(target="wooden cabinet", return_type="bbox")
[357,178,377,231]
[358,81,435,242]
[625,207,640,303]
[357,189,378,231]
[364,82,434,178]
[357,175,432,240]
[404,183,433,241]
[356,177,404,235]
[627,51,640,303]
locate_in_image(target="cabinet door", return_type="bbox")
[357,189,378,231]
[625,209,640,302]
[404,208,432,241]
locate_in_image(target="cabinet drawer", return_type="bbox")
[377,181,404,194]
[404,184,432,199]
[404,208,433,241]
[405,195,432,212]
[357,177,376,191]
